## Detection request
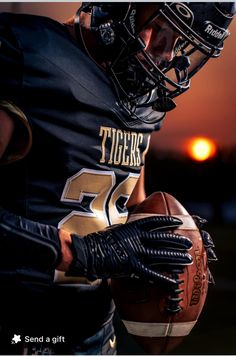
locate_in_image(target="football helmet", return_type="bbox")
[76,2,235,118]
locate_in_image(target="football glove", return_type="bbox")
[192,215,217,284]
[192,215,217,262]
[67,215,193,287]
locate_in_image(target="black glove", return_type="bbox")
[67,215,193,287]
[192,215,217,262]
[192,215,217,284]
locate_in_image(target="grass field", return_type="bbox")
[115,224,236,355]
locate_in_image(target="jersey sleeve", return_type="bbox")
[0,14,23,102]
[0,14,32,164]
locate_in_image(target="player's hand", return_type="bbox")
[192,215,217,284]
[66,216,193,287]
[192,215,217,262]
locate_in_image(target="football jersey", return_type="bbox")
[0,12,165,336]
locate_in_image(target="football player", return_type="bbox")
[0,2,234,354]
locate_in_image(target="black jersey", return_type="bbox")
[0,12,164,337]
[0,12,164,233]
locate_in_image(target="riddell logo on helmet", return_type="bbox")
[204,22,226,40]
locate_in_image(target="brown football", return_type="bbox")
[111,191,209,355]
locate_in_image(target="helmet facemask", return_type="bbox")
[77,2,234,117]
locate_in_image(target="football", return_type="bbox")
[111,191,209,355]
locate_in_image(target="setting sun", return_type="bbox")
[186,137,217,161]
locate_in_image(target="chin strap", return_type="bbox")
[77,2,92,16]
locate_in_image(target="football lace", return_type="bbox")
[165,268,184,313]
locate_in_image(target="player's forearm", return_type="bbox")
[0,207,62,270]
[57,229,73,271]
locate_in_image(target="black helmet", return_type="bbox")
[77,2,235,117]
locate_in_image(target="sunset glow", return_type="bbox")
[186,137,217,161]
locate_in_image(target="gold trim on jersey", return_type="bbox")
[0,100,32,164]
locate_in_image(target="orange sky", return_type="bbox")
[152,18,236,153]
[1,2,236,153]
